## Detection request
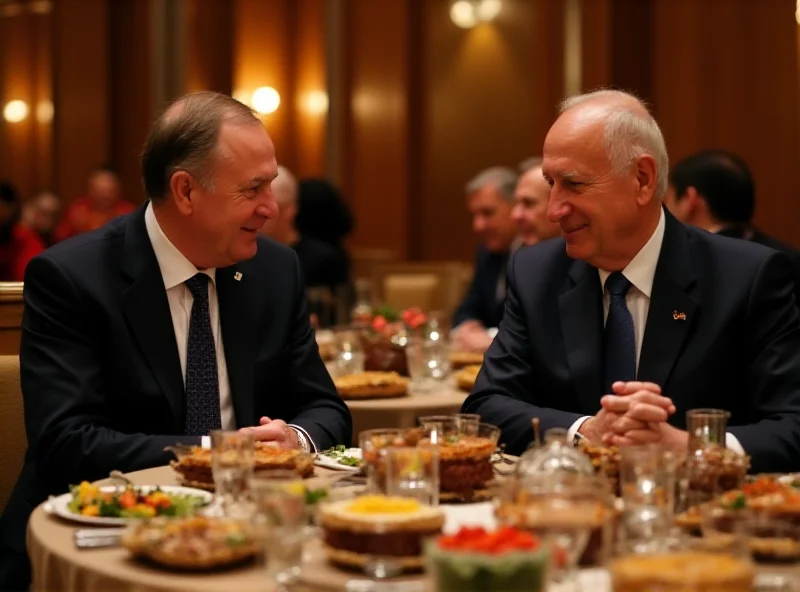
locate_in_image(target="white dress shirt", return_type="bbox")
[566,209,744,454]
[144,203,314,450]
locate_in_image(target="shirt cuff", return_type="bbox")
[201,435,210,449]
[289,424,317,453]
[725,432,745,456]
[567,416,592,445]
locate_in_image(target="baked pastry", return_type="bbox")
[334,371,409,400]
[169,443,315,490]
[318,495,445,571]
[425,526,549,592]
[609,551,754,592]
[455,365,481,392]
[122,516,259,570]
[448,351,484,369]
[578,440,621,496]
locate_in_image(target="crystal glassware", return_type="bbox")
[384,445,440,506]
[205,430,255,518]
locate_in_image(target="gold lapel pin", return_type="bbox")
[673,311,686,321]
[234,272,243,281]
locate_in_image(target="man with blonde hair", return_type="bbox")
[464,89,800,473]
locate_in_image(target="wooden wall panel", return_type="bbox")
[419,0,559,261]
[185,0,233,95]
[652,0,800,246]
[52,0,111,203]
[31,2,54,195]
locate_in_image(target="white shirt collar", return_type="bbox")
[598,207,665,298]
[144,201,216,290]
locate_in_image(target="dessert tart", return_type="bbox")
[169,443,315,491]
[122,516,259,570]
[425,526,549,592]
[609,551,754,592]
[318,495,445,571]
[448,351,484,369]
[334,371,409,400]
[578,440,621,496]
[455,364,481,392]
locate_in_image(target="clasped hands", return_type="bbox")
[579,381,689,451]
[238,416,300,449]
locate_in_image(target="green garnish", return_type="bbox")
[723,493,747,510]
[322,446,361,468]
[305,488,329,505]
[225,532,248,546]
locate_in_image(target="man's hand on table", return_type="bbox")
[238,416,301,449]
[579,381,688,452]
[452,321,493,353]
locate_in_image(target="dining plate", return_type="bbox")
[315,448,362,472]
[45,485,212,526]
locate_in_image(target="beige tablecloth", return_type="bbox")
[345,380,468,445]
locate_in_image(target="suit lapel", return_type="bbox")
[638,212,699,396]
[121,206,185,426]
[216,264,256,428]
[558,260,605,412]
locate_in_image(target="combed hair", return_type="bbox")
[559,89,669,199]
[141,91,261,201]
[465,166,518,202]
[518,157,543,173]
[272,165,298,206]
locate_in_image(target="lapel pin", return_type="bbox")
[234,272,243,281]
[673,311,686,321]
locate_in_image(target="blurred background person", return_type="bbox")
[21,191,61,247]
[665,149,800,304]
[53,166,134,242]
[513,157,561,247]
[451,166,518,352]
[0,182,45,281]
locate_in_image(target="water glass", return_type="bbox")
[454,413,481,436]
[359,428,407,493]
[384,446,440,506]
[333,327,365,376]
[418,415,458,443]
[208,430,255,517]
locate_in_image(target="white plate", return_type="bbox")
[315,448,362,472]
[45,485,212,526]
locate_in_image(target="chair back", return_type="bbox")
[371,262,468,318]
[0,355,24,513]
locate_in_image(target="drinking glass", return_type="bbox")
[454,413,481,436]
[359,428,407,493]
[418,415,458,444]
[250,471,309,587]
[384,446,440,506]
[207,430,255,517]
[617,444,679,555]
[332,326,365,377]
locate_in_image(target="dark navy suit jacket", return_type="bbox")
[453,246,508,328]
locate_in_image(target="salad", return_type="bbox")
[68,481,206,519]
[322,445,361,467]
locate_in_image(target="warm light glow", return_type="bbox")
[476,0,502,21]
[304,90,329,115]
[3,100,29,123]
[232,90,250,105]
[36,100,53,123]
[451,0,479,28]
[251,86,280,114]
[450,0,502,28]
[796,0,800,24]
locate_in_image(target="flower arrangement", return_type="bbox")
[368,306,428,338]
[359,306,428,377]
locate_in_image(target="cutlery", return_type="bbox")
[74,528,126,549]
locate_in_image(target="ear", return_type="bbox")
[168,171,196,216]
[634,154,658,205]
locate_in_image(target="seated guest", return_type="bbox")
[0,91,351,589]
[21,190,61,246]
[52,166,135,242]
[512,158,561,246]
[260,166,348,289]
[665,149,800,305]
[463,89,800,475]
[452,166,519,353]
[0,182,45,281]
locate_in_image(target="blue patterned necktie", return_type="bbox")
[603,271,636,394]
[183,273,222,436]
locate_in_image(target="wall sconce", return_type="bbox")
[36,100,53,123]
[251,86,280,115]
[3,100,29,123]
[304,90,329,115]
[450,0,502,29]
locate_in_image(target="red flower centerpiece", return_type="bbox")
[360,306,427,377]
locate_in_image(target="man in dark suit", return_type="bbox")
[665,149,800,306]
[0,91,352,589]
[452,166,519,352]
[463,90,800,474]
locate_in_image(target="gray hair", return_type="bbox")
[518,157,543,173]
[142,91,262,201]
[465,166,518,202]
[272,165,298,206]
[559,89,669,199]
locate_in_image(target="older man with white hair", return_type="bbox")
[463,89,800,473]
[260,166,346,291]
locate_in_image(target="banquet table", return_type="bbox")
[27,465,800,592]
[344,379,468,445]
